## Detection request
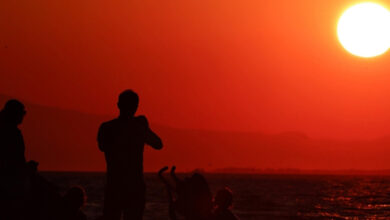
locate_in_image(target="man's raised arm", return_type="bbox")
[138,115,163,150]
[145,128,163,150]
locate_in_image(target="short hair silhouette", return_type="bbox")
[117,90,139,116]
[62,186,88,220]
[63,186,87,210]
[3,99,25,114]
[215,187,233,209]
[1,99,26,125]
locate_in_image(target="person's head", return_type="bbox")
[0,99,26,125]
[63,186,87,211]
[214,187,233,210]
[117,90,139,117]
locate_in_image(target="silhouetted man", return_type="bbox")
[98,90,163,220]
[0,100,28,220]
[0,99,27,176]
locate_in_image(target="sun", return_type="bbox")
[337,2,390,58]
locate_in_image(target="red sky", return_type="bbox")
[1,0,390,140]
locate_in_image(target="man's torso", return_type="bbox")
[98,117,149,187]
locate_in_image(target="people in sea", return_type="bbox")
[159,166,214,220]
[160,166,241,220]
[98,90,163,220]
[213,187,239,220]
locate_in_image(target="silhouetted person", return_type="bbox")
[60,186,87,220]
[213,187,239,220]
[0,100,28,220]
[159,166,213,220]
[98,90,163,220]
[0,100,27,175]
[0,99,63,220]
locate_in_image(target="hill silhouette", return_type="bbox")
[2,94,390,172]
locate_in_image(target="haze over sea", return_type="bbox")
[42,172,390,219]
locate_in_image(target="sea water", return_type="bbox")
[41,172,390,219]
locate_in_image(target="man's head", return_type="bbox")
[117,90,139,117]
[1,99,26,125]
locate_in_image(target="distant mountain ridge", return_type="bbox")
[1,94,390,172]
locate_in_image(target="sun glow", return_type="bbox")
[337,2,390,58]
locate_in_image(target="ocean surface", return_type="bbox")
[41,172,390,219]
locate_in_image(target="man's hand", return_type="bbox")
[140,115,163,150]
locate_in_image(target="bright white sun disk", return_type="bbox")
[337,2,390,58]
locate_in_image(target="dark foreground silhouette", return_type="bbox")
[159,166,239,220]
[98,90,163,220]
[61,186,88,220]
[214,187,239,220]
[0,99,34,220]
[0,100,87,220]
[0,100,27,176]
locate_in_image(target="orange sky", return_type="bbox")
[1,0,390,140]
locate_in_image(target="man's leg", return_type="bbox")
[103,186,122,220]
[123,188,145,220]
[123,201,145,220]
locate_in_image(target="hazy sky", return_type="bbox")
[1,0,390,140]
